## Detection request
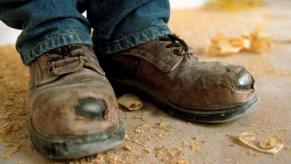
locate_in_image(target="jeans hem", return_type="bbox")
[19,31,93,65]
[94,26,171,55]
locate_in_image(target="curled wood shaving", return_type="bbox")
[238,132,284,154]
[118,94,143,111]
[206,26,272,56]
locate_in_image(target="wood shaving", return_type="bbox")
[206,33,241,55]
[152,122,172,139]
[190,140,201,153]
[205,0,262,10]
[123,145,133,152]
[153,122,171,132]
[182,137,201,153]
[154,146,188,164]
[238,132,284,154]
[259,136,284,150]
[249,26,272,53]
[143,147,152,153]
[278,128,288,132]
[205,26,272,56]
[118,94,143,111]
[131,139,145,147]
[133,124,151,134]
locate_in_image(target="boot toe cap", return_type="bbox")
[74,98,106,119]
[236,70,254,89]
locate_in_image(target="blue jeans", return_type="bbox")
[0,0,171,65]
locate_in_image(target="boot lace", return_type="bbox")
[159,34,191,60]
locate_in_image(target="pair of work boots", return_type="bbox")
[28,34,257,159]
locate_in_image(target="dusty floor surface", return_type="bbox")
[0,0,291,163]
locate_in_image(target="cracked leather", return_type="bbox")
[28,44,120,136]
[99,36,256,110]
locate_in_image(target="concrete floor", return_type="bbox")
[0,0,291,163]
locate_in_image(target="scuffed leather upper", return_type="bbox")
[99,35,256,110]
[28,45,119,136]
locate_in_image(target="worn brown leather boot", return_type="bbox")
[28,44,124,159]
[98,34,258,123]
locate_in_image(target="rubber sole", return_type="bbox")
[29,121,125,159]
[110,79,258,123]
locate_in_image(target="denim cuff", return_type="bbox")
[93,25,171,55]
[18,30,93,65]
